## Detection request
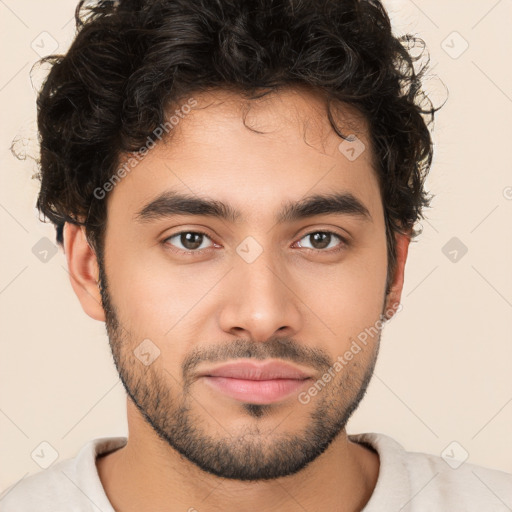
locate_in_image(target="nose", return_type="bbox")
[217,248,303,342]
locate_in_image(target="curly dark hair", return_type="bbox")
[30,0,443,291]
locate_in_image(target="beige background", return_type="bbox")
[1,0,511,494]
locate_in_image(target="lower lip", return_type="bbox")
[202,376,310,404]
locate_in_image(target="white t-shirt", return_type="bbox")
[1,433,511,511]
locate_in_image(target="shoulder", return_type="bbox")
[0,457,79,511]
[350,432,512,511]
[404,446,512,509]
[0,436,127,512]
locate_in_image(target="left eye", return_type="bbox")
[296,231,344,251]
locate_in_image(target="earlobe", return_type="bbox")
[384,231,411,321]
[63,222,106,322]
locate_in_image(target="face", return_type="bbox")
[94,86,399,481]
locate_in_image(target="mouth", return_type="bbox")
[201,376,311,404]
[198,360,313,404]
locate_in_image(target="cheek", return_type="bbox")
[105,224,387,345]
[297,239,388,333]
[104,242,222,337]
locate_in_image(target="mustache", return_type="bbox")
[181,336,332,379]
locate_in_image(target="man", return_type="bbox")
[1,0,511,510]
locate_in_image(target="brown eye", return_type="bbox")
[297,231,345,251]
[165,231,213,252]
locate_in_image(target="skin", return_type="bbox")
[64,86,410,512]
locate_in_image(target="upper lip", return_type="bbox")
[200,361,312,380]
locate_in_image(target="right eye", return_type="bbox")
[163,230,217,254]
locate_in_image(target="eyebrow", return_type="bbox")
[134,191,372,225]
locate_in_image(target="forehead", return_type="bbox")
[169,86,372,158]
[106,86,382,225]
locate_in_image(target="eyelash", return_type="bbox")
[163,229,348,256]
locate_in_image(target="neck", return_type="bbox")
[97,400,379,512]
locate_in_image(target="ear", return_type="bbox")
[63,222,105,322]
[383,231,410,320]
